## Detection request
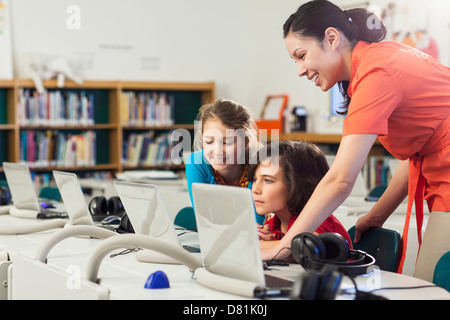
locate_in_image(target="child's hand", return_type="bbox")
[257,224,275,241]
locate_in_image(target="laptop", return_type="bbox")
[113,180,200,253]
[52,170,98,226]
[2,162,67,219]
[191,183,295,296]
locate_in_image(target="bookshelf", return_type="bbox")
[0,79,215,174]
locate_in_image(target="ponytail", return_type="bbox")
[283,0,386,114]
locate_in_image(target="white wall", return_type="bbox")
[8,0,450,121]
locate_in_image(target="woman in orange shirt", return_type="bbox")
[261,0,450,282]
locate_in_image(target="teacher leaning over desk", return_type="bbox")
[261,0,450,282]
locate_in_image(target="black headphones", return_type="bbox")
[290,264,342,300]
[0,186,12,205]
[290,232,375,277]
[88,196,125,217]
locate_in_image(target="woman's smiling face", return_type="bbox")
[285,30,344,92]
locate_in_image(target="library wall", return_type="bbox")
[8,0,450,121]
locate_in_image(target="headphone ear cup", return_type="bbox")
[89,196,107,215]
[290,265,342,300]
[317,233,350,262]
[291,232,326,264]
[117,213,134,234]
[316,265,342,300]
[0,187,11,205]
[290,270,320,300]
[107,196,124,215]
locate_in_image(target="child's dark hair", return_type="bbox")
[283,0,386,114]
[248,140,329,215]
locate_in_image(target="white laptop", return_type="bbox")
[52,170,96,226]
[2,162,67,219]
[113,180,199,253]
[191,183,294,295]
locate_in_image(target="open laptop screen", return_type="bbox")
[192,183,265,285]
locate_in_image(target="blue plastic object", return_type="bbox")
[144,271,170,289]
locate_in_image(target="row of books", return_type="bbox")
[121,91,175,126]
[361,155,395,190]
[20,130,97,168]
[122,131,176,167]
[17,89,95,126]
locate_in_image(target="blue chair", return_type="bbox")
[39,186,62,202]
[433,251,450,292]
[347,226,401,272]
[174,206,197,231]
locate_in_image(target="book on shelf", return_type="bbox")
[122,131,175,167]
[20,130,97,168]
[121,91,174,126]
[17,89,95,126]
[362,155,394,191]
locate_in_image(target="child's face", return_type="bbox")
[252,160,290,216]
[202,118,247,172]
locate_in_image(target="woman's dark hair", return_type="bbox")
[283,0,387,114]
[248,140,329,215]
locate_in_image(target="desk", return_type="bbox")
[0,214,448,301]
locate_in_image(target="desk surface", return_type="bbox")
[0,213,448,301]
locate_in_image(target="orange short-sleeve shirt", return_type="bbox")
[343,41,450,211]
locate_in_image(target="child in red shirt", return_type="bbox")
[248,140,352,248]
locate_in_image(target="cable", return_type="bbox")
[345,275,388,300]
[367,284,444,293]
[263,246,291,267]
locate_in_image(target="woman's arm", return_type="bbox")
[353,159,409,242]
[260,134,378,260]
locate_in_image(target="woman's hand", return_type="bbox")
[354,213,383,243]
[354,159,409,243]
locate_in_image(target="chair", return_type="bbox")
[347,226,401,272]
[433,251,450,292]
[366,185,388,201]
[174,206,197,231]
[39,186,62,202]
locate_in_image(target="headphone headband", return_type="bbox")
[300,249,375,276]
[291,232,376,276]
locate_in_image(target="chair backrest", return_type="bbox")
[174,206,197,231]
[39,186,62,202]
[347,226,401,272]
[433,251,450,291]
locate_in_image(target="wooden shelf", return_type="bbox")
[278,132,382,145]
[279,132,342,144]
[0,79,215,173]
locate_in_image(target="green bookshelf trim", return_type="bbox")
[94,130,110,164]
[0,90,7,125]
[172,91,202,125]
[0,131,7,163]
